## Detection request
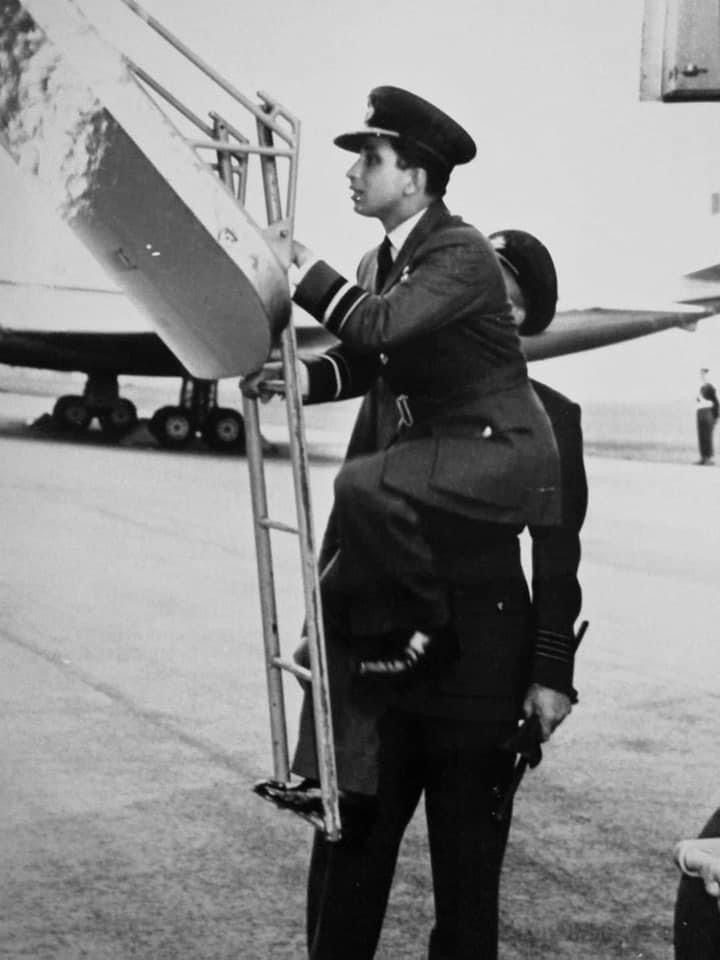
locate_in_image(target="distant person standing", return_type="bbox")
[696,368,719,465]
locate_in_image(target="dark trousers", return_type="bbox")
[696,409,717,461]
[294,524,531,796]
[332,450,450,636]
[292,609,392,795]
[306,708,515,960]
[674,806,720,959]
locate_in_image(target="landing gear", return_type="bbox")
[148,378,247,453]
[52,395,92,432]
[202,407,246,452]
[99,398,138,439]
[52,376,138,439]
[148,405,194,450]
[48,374,248,452]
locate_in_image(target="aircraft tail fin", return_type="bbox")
[684,263,720,283]
[678,263,720,310]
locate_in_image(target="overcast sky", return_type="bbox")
[2,0,720,401]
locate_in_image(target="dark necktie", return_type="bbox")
[375,235,393,292]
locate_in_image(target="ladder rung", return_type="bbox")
[260,379,286,394]
[190,138,294,158]
[272,657,312,684]
[259,517,299,535]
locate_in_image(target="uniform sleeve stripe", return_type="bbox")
[535,632,574,662]
[536,632,573,646]
[320,355,343,399]
[537,628,573,642]
[333,351,352,391]
[322,282,355,325]
[536,634,573,648]
[315,276,348,319]
[326,288,370,335]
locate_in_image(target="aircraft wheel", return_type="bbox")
[149,406,194,449]
[202,408,246,452]
[52,395,92,432]
[99,399,138,438]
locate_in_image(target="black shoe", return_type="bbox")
[357,629,445,678]
[253,778,376,836]
[253,777,324,822]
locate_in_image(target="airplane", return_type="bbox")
[2,0,720,454]
[0,278,333,451]
[1,267,719,451]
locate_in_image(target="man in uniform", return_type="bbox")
[285,86,561,676]
[299,231,586,960]
[249,85,587,958]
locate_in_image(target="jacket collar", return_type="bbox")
[378,200,452,291]
[386,207,426,253]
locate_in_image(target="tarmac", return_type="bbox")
[1,391,720,959]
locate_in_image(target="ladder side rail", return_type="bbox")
[279,324,342,841]
[257,93,301,221]
[120,0,295,145]
[123,10,299,215]
[126,60,214,136]
[213,119,290,782]
[242,390,291,782]
[256,114,342,841]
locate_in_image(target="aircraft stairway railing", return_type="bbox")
[118,0,296,230]
[97,0,342,840]
[116,0,342,842]
[1,0,341,839]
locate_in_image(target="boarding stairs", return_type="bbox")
[0,0,341,839]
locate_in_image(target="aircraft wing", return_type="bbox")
[0,304,714,378]
[0,328,186,377]
[0,324,334,378]
[521,304,715,361]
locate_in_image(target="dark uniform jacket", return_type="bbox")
[527,380,587,693]
[294,201,561,527]
[291,369,587,788]
[292,207,586,760]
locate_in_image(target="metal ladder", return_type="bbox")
[120,0,342,840]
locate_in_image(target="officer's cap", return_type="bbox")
[489,229,558,336]
[334,86,476,171]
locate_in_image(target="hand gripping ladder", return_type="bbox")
[116,1,342,841]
